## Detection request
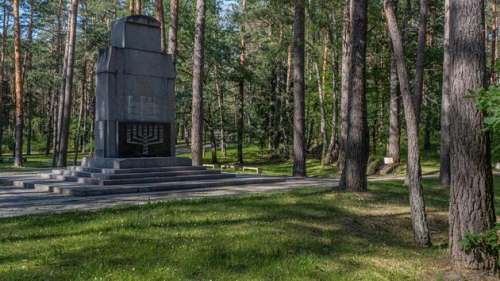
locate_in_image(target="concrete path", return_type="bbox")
[0,170,338,218]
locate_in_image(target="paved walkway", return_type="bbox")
[2,170,494,219]
[0,170,338,218]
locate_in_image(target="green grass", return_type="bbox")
[0,145,443,178]
[178,144,339,177]
[0,153,81,172]
[2,178,499,280]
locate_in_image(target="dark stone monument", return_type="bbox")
[12,15,284,197]
[95,15,175,158]
[86,15,189,168]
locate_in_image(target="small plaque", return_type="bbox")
[384,157,394,165]
[118,122,171,157]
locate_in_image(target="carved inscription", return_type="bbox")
[127,96,160,119]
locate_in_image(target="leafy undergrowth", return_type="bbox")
[2,178,498,280]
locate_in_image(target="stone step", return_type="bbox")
[34,181,85,192]
[53,175,78,181]
[71,166,102,173]
[50,169,65,176]
[13,178,68,189]
[100,166,207,175]
[55,176,285,196]
[78,173,236,186]
[91,169,219,180]
[67,171,92,178]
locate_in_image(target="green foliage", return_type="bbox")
[459,223,500,265]
[476,87,500,131]
[475,87,500,161]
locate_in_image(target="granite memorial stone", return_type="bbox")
[95,15,176,158]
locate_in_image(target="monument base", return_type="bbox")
[12,156,285,197]
[82,157,192,169]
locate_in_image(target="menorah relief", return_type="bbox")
[118,122,171,157]
[127,123,164,155]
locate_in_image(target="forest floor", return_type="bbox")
[1,177,499,280]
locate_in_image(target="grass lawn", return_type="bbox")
[0,145,441,178]
[2,178,499,280]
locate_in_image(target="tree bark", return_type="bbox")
[237,0,247,165]
[214,65,225,158]
[491,0,498,85]
[155,0,166,53]
[292,0,306,177]
[339,0,369,192]
[324,44,340,165]
[448,0,497,273]
[440,0,451,186]
[73,58,87,165]
[24,0,34,156]
[191,0,206,166]
[280,44,293,156]
[129,0,143,15]
[167,0,179,65]
[338,0,351,173]
[13,0,24,167]
[315,45,328,165]
[388,46,401,163]
[45,88,55,155]
[52,0,67,167]
[413,0,428,120]
[384,0,432,247]
[56,0,79,167]
[0,1,7,85]
[0,3,7,158]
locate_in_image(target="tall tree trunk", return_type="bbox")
[168,0,179,65]
[13,0,23,167]
[413,0,428,120]
[491,0,498,84]
[191,0,206,166]
[384,0,432,247]
[387,46,401,163]
[207,102,217,164]
[338,0,351,173]
[45,88,55,155]
[73,87,85,165]
[24,0,34,156]
[448,0,497,273]
[339,0,369,192]
[315,46,328,165]
[56,0,79,167]
[0,2,7,85]
[324,46,340,165]
[440,0,451,186]
[129,0,143,15]
[155,0,166,53]
[54,0,67,166]
[0,3,8,158]
[292,0,306,177]
[237,0,247,165]
[280,44,293,156]
[73,58,87,165]
[214,66,225,158]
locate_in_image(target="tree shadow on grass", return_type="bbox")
[0,184,452,280]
